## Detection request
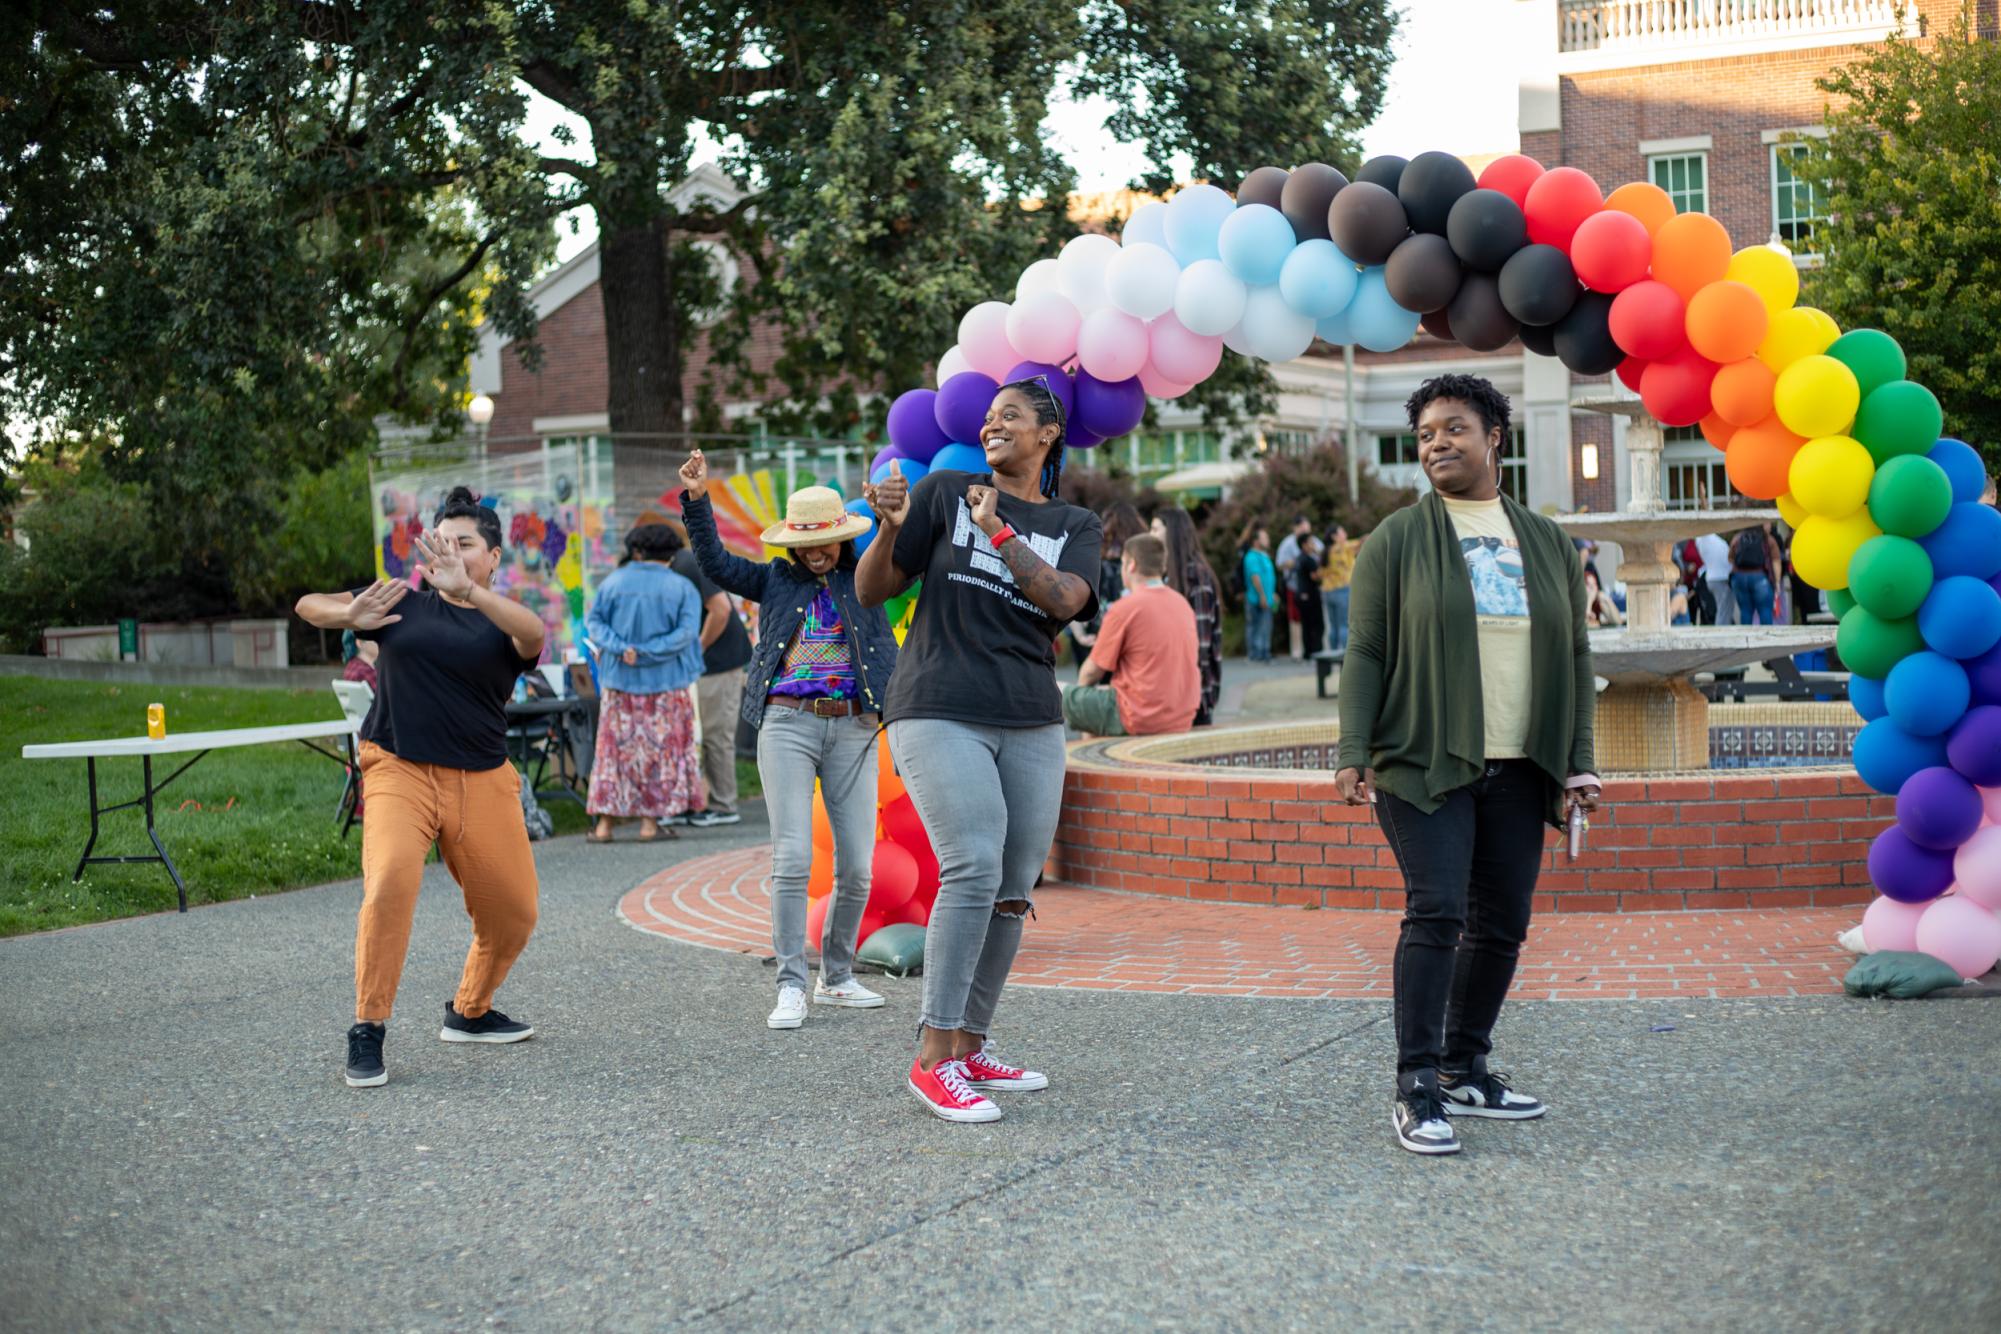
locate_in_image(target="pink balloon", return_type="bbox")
[1137,364,1194,398]
[1983,785,2001,826]
[1005,290,1082,366]
[1147,312,1224,384]
[1954,825,2001,909]
[1076,308,1149,382]
[958,301,1019,381]
[1861,895,1928,953]
[1914,896,2001,978]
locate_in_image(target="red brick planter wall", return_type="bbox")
[1050,762,1887,914]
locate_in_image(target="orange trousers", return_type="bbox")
[355,741,540,1023]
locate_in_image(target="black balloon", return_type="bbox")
[1517,320,1559,357]
[1385,234,1462,314]
[1446,189,1529,272]
[1553,291,1623,375]
[1446,272,1520,352]
[1327,181,1409,267]
[1355,154,1408,193]
[1398,150,1477,236]
[1420,307,1456,343]
[1498,244,1581,326]
[1239,165,1289,210]
[1280,162,1347,241]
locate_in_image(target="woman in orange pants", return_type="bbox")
[297,486,547,1088]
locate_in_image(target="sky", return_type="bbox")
[528,1,1524,267]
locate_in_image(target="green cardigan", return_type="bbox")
[1336,491,1597,817]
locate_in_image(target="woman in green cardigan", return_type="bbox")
[1336,373,1601,1157]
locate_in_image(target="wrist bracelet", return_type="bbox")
[990,524,1017,549]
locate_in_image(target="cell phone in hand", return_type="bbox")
[1567,802,1588,861]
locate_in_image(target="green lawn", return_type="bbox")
[0,677,758,935]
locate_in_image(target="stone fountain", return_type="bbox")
[1557,395,1834,771]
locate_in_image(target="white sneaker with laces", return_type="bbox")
[767,985,808,1029]
[813,976,885,1008]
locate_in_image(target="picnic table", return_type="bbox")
[20,720,361,912]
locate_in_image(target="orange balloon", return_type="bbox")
[1684,280,1769,364]
[1605,181,1676,237]
[1711,357,1777,428]
[811,786,833,850]
[807,851,834,900]
[1650,212,1732,301]
[1726,416,1805,500]
[876,744,905,807]
[1699,411,1733,451]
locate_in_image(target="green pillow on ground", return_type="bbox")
[858,923,925,977]
[1843,950,1966,999]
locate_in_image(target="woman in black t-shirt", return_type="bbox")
[858,378,1102,1124]
[296,487,548,1090]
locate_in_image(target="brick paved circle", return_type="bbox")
[617,844,1859,1000]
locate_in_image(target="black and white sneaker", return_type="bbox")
[1393,1078,1461,1155]
[439,1002,535,1044]
[686,809,742,828]
[1441,1070,1546,1120]
[345,1022,387,1087]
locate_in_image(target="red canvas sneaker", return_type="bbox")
[907,1056,1002,1123]
[961,1043,1049,1092]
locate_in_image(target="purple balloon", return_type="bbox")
[1001,360,1076,425]
[1868,825,1957,903]
[886,388,950,461]
[1967,639,2001,707]
[1947,704,2001,787]
[933,372,999,453]
[1073,372,1148,441]
[869,444,905,479]
[1896,765,1986,850]
[1066,427,1107,450]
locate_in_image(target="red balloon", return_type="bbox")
[1614,356,1648,392]
[1607,280,1687,361]
[880,794,941,896]
[898,896,932,928]
[1476,154,1545,208]
[868,840,920,916]
[1569,210,1652,293]
[856,909,892,947]
[1639,346,1720,427]
[806,893,831,949]
[1522,166,1603,249]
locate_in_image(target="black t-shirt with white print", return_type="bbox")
[885,469,1103,728]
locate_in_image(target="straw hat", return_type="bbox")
[760,485,873,547]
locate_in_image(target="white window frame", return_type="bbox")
[1647,151,1709,216]
[1765,128,1831,265]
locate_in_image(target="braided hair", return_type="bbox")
[999,377,1067,500]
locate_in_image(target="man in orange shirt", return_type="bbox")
[1060,533,1199,737]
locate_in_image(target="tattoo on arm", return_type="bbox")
[996,536,1088,619]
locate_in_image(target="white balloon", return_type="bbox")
[1006,289,1082,366]
[935,344,972,385]
[1059,233,1121,313]
[1239,284,1318,363]
[1221,321,1256,358]
[1015,258,1064,301]
[1123,201,1169,250]
[1173,259,1248,338]
[1106,243,1181,320]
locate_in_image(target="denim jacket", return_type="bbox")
[681,492,899,726]
[584,561,705,695]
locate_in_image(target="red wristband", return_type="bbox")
[989,524,1018,549]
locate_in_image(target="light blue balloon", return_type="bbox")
[1928,437,1989,505]
[845,497,878,556]
[1163,184,1235,266]
[1852,716,1949,796]
[1123,201,1169,250]
[1848,674,1886,722]
[1279,239,1360,319]
[1217,203,1296,287]
[1316,306,1354,346]
[1347,267,1422,352]
[929,441,989,475]
[1885,650,1971,737]
[1918,575,2001,660]
[872,456,929,487]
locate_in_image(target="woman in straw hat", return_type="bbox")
[679,453,901,1031]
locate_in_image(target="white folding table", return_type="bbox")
[21,720,362,911]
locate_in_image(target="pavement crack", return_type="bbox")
[1277,1012,1388,1067]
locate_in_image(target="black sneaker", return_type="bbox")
[439,1002,535,1044]
[1441,1070,1546,1120]
[686,809,742,828]
[345,1022,387,1087]
[1393,1076,1461,1155]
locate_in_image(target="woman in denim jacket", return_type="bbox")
[679,451,899,1031]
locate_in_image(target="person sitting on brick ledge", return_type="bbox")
[1061,533,1199,739]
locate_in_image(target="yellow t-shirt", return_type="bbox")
[1441,495,1532,760]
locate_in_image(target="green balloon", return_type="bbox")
[1825,586,1857,618]
[1836,605,1926,679]
[1826,328,1907,400]
[1853,380,1944,464]
[1867,454,1954,537]
[1846,534,1934,620]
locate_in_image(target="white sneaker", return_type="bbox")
[766,986,808,1029]
[813,976,886,1008]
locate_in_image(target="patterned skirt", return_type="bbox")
[587,688,705,819]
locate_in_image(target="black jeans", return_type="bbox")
[1377,760,1550,1081]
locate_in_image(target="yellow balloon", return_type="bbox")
[1790,511,1881,589]
[1786,435,1875,518]
[1757,306,1840,371]
[1773,354,1861,439]
[1776,491,1809,529]
[1725,245,1801,316]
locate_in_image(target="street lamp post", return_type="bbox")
[467,394,495,471]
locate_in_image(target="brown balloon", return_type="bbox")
[1385,234,1463,315]
[1420,307,1456,343]
[1446,272,1520,352]
[1280,162,1348,242]
[1238,166,1289,210]
[1327,181,1409,267]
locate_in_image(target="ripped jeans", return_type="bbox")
[887,718,1068,1035]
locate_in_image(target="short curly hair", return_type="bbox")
[1405,374,1513,438]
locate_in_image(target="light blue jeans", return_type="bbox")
[887,718,1067,1036]
[1245,602,1273,661]
[1323,586,1350,654]
[757,705,878,990]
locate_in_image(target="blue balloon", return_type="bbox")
[845,497,877,556]
[929,441,989,476]
[1852,716,1952,796]
[1928,437,1988,504]
[1919,501,2001,581]
[1123,201,1169,250]
[1217,203,1297,287]
[1917,574,2001,661]
[1347,267,1423,352]
[1315,306,1354,346]
[872,456,928,488]
[1163,184,1235,266]
[1848,674,1886,722]
[1884,650,1971,737]
[1279,239,1361,319]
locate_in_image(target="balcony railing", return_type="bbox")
[1559,0,1903,55]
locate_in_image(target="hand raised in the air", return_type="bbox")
[966,482,1000,534]
[679,450,708,500]
[345,579,409,631]
[865,461,910,528]
[413,529,473,599]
